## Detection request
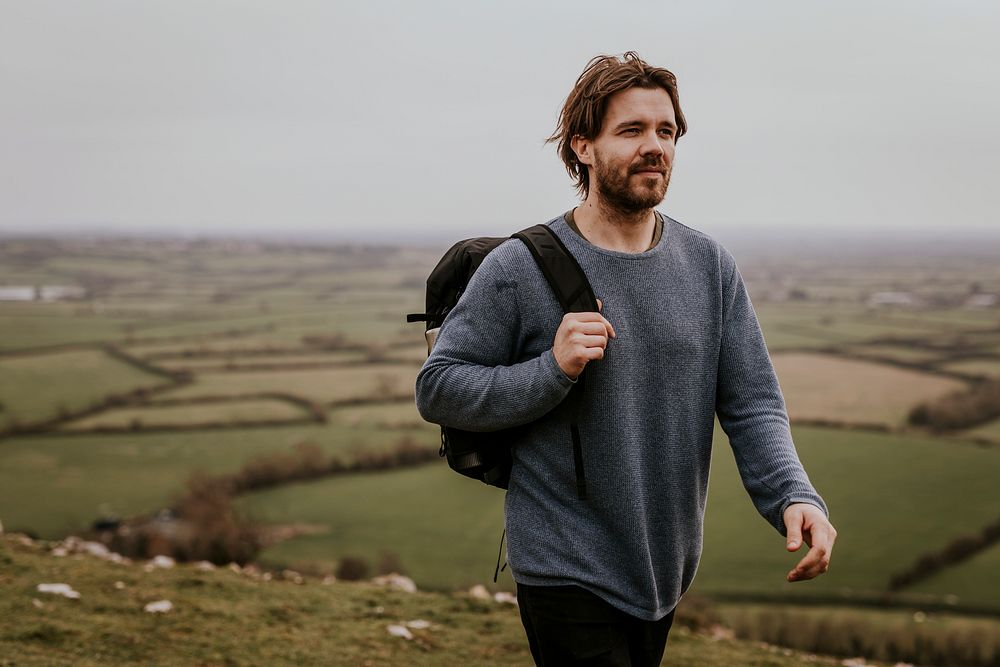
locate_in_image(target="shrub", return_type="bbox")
[908,379,1000,430]
[673,594,721,632]
[376,551,405,576]
[336,556,370,581]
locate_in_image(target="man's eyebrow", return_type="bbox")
[611,120,677,132]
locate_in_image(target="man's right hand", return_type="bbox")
[552,299,616,380]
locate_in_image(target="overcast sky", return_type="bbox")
[1,1,997,244]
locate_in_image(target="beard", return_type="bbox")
[593,152,671,215]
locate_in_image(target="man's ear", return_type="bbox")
[570,135,594,167]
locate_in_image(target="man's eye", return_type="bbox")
[622,128,640,135]
[658,130,675,139]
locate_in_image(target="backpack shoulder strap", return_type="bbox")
[513,224,596,501]
[512,225,597,313]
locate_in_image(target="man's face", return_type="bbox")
[576,86,677,213]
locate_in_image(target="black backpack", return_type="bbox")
[407,224,597,499]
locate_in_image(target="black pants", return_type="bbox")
[516,583,675,667]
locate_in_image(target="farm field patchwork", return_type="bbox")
[0,310,141,351]
[239,426,1000,606]
[0,348,166,429]
[0,424,439,540]
[752,303,970,349]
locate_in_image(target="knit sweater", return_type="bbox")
[414,212,828,621]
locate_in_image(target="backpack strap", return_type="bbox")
[513,224,597,500]
[512,225,597,314]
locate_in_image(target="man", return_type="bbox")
[415,52,836,666]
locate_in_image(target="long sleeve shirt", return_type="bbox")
[415,212,828,621]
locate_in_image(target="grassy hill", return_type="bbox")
[0,533,883,667]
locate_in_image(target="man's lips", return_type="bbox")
[630,163,668,176]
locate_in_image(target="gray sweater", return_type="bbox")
[415,212,827,621]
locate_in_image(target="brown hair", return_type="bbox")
[547,52,687,198]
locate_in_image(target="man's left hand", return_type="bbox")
[783,503,837,582]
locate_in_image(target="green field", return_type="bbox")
[0,424,439,539]
[961,418,1000,443]
[941,358,1000,377]
[147,351,371,371]
[235,426,1000,609]
[909,543,1000,608]
[696,427,1000,604]
[162,364,419,403]
[0,306,141,351]
[842,344,948,364]
[60,399,309,430]
[331,401,428,429]
[0,348,166,429]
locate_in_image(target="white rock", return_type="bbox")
[114,581,126,590]
[81,541,110,558]
[841,659,869,667]
[494,592,518,605]
[406,620,431,630]
[150,555,175,569]
[195,561,216,571]
[387,624,413,640]
[372,573,417,594]
[52,547,68,557]
[31,598,44,609]
[228,562,242,574]
[321,575,337,585]
[144,599,173,613]
[468,584,491,600]
[36,583,80,599]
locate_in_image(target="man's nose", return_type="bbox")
[639,130,666,158]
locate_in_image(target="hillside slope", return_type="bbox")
[0,533,882,667]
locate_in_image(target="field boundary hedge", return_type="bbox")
[908,378,1000,431]
[706,590,1000,617]
[0,380,187,440]
[88,438,439,564]
[888,516,1000,594]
